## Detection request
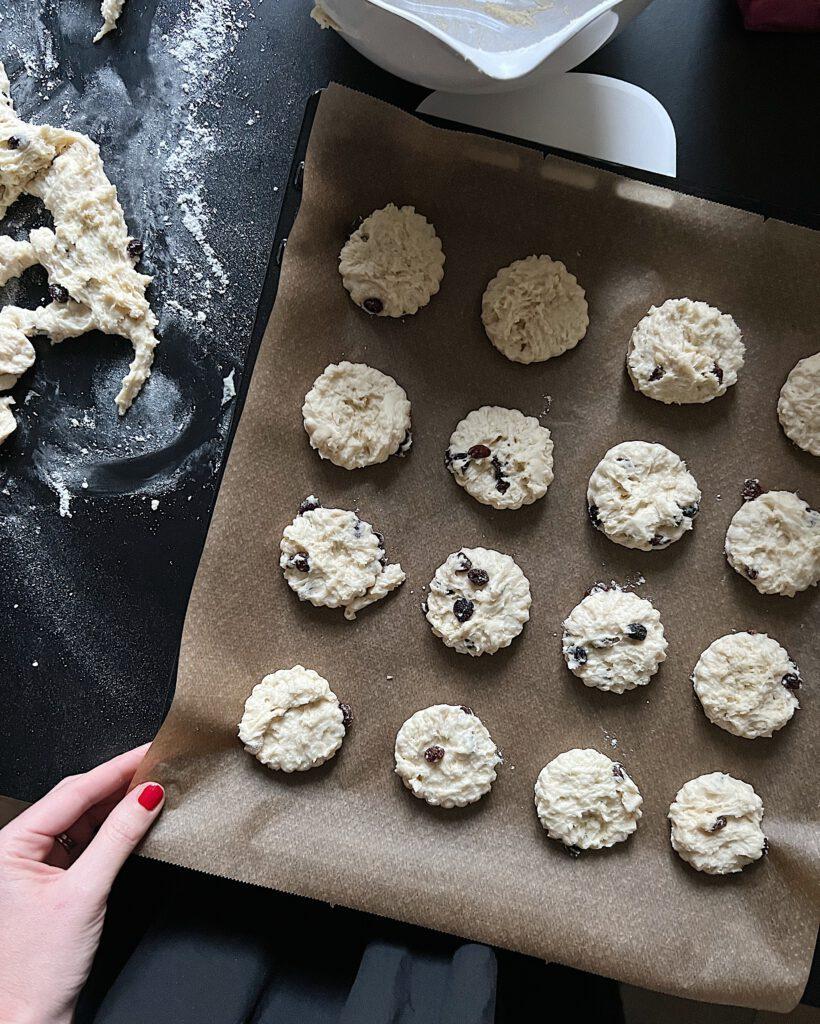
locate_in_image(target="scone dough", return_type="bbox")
[394,704,500,808]
[338,204,444,317]
[482,255,588,364]
[238,666,346,772]
[627,298,744,404]
[725,489,820,597]
[0,396,15,445]
[693,631,800,739]
[778,352,820,456]
[445,406,554,510]
[587,441,701,550]
[534,748,642,850]
[94,0,127,41]
[668,772,766,874]
[302,361,412,469]
[562,586,667,693]
[280,499,405,620]
[424,547,531,656]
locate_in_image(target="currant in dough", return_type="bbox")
[302,361,411,469]
[424,547,531,656]
[445,405,554,510]
[280,497,405,620]
[338,204,444,317]
[238,666,346,772]
[394,704,500,808]
[534,748,642,850]
[778,352,820,456]
[562,585,667,693]
[668,772,767,875]
[481,255,588,364]
[587,440,701,550]
[725,488,820,597]
[627,298,744,404]
[692,631,800,739]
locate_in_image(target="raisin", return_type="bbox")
[362,297,383,314]
[649,534,667,547]
[762,837,769,855]
[453,598,474,622]
[445,450,469,471]
[782,673,801,691]
[566,845,582,859]
[467,568,489,587]
[710,816,728,832]
[424,745,444,764]
[396,430,412,457]
[490,454,509,495]
[454,552,472,572]
[298,496,321,515]
[745,566,758,580]
[49,284,70,303]
[459,705,474,715]
[127,238,144,259]
[374,531,385,546]
[339,702,353,728]
[289,553,310,573]
[742,478,764,502]
[712,362,724,384]
[7,135,24,150]
[680,502,699,518]
[612,763,624,779]
[587,504,601,528]
[496,478,510,495]
[625,623,647,641]
[648,365,664,382]
[468,444,491,459]
[571,646,588,666]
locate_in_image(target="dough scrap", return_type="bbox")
[692,631,800,739]
[778,352,820,456]
[338,204,444,317]
[534,748,642,850]
[445,405,554,510]
[627,298,744,404]
[481,255,588,364]
[394,704,500,808]
[302,361,411,469]
[725,489,820,597]
[424,547,531,656]
[94,0,127,42]
[238,666,345,772]
[587,440,701,550]
[562,585,667,693]
[668,772,766,875]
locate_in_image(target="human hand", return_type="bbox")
[0,745,165,1024]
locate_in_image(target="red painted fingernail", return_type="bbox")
[138,783,164,811]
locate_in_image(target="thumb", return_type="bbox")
[71,782,165,895]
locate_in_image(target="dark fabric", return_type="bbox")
[737,0,820,32]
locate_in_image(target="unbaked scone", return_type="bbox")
[627,298,744,404]
[481,255,588,364]
[238,666,347,772]
[280,497,405,620]
[587,441,701,550]
[394,704,500,808]
[94,0,127,41]
[302,361,412,469]
[424,547,531,656]
[562,585,667,693]
[692,631,800,739]
[338,204,444,317]
[725,487,820,597]
[445,406,553,510]
[668,772,767,874]
[0,396,15,445]
[534,748,642,850]
[778,352,820,456]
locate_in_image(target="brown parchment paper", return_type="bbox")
[135,85,820,1012]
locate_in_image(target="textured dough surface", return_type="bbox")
[668,772,766,874]
[280,502,405,620]
[445,405,553,510]
[94,0,127,41]
[394,704,500,808]
[238,666,345,772]
[778,352,820,456]
[562,586,667,693]
[725,490,820,597]
[693,631,800,739]
[534,748,642,849]
[424,547,531,656]
[338,204,444,317]
[302,361,411,469]
[627,298,744,404]
[587,441,701,550]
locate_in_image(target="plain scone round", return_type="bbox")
[778,352,820,456]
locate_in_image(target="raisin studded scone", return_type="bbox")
[692,631,800,739]
[394,704,500,808]
[302,361,412,469]
[627,298,744,404]
[424,547,531,656]
[668,772,767,875]
[481,255,588,364]
[587,440,701,550]
[338,204,444,317]
[280,497,405,620]
[724,483,820,596]
[445,406,554,510]
[534,748,642,850]
[238,666,349,772]
[562,585,667,693]
[778,352,820,456]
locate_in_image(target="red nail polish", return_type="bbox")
[138,783,164,811]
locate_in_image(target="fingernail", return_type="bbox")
[138,783,164,811]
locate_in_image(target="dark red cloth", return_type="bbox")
[737,0,820,31]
